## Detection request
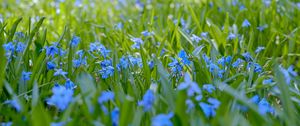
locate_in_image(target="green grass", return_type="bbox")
[0,0,300,126]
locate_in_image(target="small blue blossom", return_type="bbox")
[4,98,22,112]
[207,98,221,109]
[138,90,155,112]
[1,122,13,126]
[111,107,119,126]
[50,122,66,126]
[202,54,211,64]
[99,45,111,58]
[177,73,201,97]
[141,30,154,37]
[98,91,114,104]
[280,65,297,84]
[202,84,216,93]
[258,98,275,115]
[227,33,237,40]
[70,36,81,47]
[185,99,195,113]
[250,95,260,104]
[148,60,154,69]
[73,57,87,68]
[242,52,253,62]
[89,42,100,52]
[199,102,216,118]
[217,57,226,66]
[3,42,14,52]
[242,19,251,27]
[129,56,143,67]
[208,63,220,73]
[54,69,68,77]
[21,71,31,81]
[45,45,59,57]
[201,32,209,38]
[65,79,77,90]
[257,24,268,31]
[263,78,273,85]
[47,84,74,111]
[47,61,56,70]
[118,56,129,69]
[151,113,174,126]
[100,59,112,68]
[247,62,263,73]
[190,34,202,43]
[16,42,25,53]
[131,37,144,49]
[178,50,190,65]
[99,66,114,79]
[255,46,265,53]
[232,58,244,68]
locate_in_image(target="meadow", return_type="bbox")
[0,0,300,126]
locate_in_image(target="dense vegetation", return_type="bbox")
[1,0,300,126]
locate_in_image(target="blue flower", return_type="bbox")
[202,54,211,64]
[258,98,275,115]
[247,62,263,73]
[3,42,14,52]
[89,42,99,52]
[47,84,73,110]
[207,98,221,109]
[280,65,297,84]
[16,42,25,53]
[201,32,209,38]
[208,63,220,73]
[99,66,114,79]
[45,45,59,57]
[255,46,265,53]
[250,95,260,104]
[191,34,202,43]
[131,37,144,49]
[129,56,143,68]
[50,122,66,126]
[178,50,190,65]
[54,69,68,77]
[4,98,22,112]
[226,56,232,63]
[99,45,111,58]
[185,99,195,113]
[232,58,244,68]
[65,79,77,90]
[177,73,201,97]
[217,57,226,66]
[21,71,32,81]
[148,60,154,69]
[263,78,273,85]
[287,65,298,76]
[257,24,268,31]
[141,30,154,37]
[202,84,216,93]
[111,107,119,126]
[151,113,174,126]
[47,61,56,70]
[118,56,129,69]
[242,19,251,27]
[70,36,80,47]
[73,57,87,68]
[242,52,253,62]
[98,91,114,104]
[227,33,237,40]
[199,102,216,118]
[138,90,155,112]
[100,59,112,68]
[1,122,13,126]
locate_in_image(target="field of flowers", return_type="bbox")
[0,0,300,126]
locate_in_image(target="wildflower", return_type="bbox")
[73,57,87,68]
[258,98,275,115]
[3,42,14,52]
[21,71,32,81]
[242,19,251,27]
[247,62,263,73]
[201,32,209,38]
[202,54,211,64]
[128,56,143,68]
[4,98,22,112]
[47,84,73,110]
[47,61,56,70]
[99,66,114,79]
[65,79,77,90]
[232,58,244,68]
[131,37,144,49]
[190,34,202,43]
[138,90,155,112]
[70,36,80,47]
[250,95,260,104]
[202,84,216,93]
[257,25,268,31]
[199,102,216,118]
[227,33,236,40]
[208,63,220,73]
[16,42,25,53]
[185,99,195,113]
[151,113,174,126]
[242,52,253,62]
[99,45,111,58]
[263,78,273,85]
[148,60,154,69]
[177,73,201,97]
[255,46,265,53]
[118,56,129,69]
[54,69,68,77]
[98,91,114,104]
[50,122,66,126]
[280,65,297,84]
[207,98,221,109]
[45,45,59,57]
[217,57,226,66]
[178,50,190,65]
[141,30,154,37]
[1,122,13,126]
[100,59,112,68]
[111,107,119,126]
